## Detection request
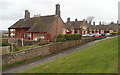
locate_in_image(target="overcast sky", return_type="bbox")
[0,0,119,30]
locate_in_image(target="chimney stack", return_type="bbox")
[55,4,61,17]
[75,18,78,21]
[89,21,91,25]
[99,21,101,25]
[93,21,95,25]
[117,20,119,24]
[25,10,30,19]
[67,17,70,22]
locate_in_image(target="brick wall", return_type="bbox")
[33,33,40,39]
[2,46,51,65]
[48,16,65,41]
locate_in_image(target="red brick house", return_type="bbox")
[65,18,88,34]
[8,4,66,41]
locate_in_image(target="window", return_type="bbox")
[110,30,113,33]
[40,33,44,38]
[74,31,77,33]
[101,30,104,34]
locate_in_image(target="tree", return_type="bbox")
[86,16,94,23]
[110,21,115,24]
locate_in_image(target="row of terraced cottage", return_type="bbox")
[8,4,119,42]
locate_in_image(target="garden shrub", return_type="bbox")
[57,38,67,42]
[2,42,10,46]
[56,34,81,42]
[56,34,67,42]
[111,32,118,35]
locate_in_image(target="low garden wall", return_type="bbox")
[2,37,105,66]
[2,46,51,65]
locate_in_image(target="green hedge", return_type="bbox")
[1,42,10,46]
[56,34,82,42]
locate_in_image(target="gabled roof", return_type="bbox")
[65,22,74,31]
[65,21,83,30]
[9,18,35,28]
[27,15,56,32]
[91,24,119,31]
[9,15,57,32]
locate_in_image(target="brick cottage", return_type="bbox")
[8,4,67,41]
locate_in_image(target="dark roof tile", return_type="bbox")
[9,15,56,32]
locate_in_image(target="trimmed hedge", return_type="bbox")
[56,34,82,42]
[1,42,10,46]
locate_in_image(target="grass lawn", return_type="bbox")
[16,45,41,51]
[22,37,118,73]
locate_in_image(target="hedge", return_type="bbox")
[56,34,82,42]
[1,42,10,46]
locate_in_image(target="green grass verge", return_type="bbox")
[13,45,41,52]
[17,45,41,51]
[2,60,27,70]
[2,56,42,70]
[22,37,118,73]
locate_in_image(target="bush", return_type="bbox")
[56,34,82,42]
[1,42,10,46]
[57,38,67,42]
[64,34,81,40]
[57,34,65,39]
[56,34,67,42]
[111,32,118,35]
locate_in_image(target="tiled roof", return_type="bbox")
[9,15,56,32]
[65,21,83,30]
[65,20,119,31]
[96,24,118,31]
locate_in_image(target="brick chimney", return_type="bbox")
[25,10,30,19]
[67,17,70,22]
[55,4,61,17]
[85,20,87,23]
[117,20,119,24]
[89,21,91,25]
[99,21,101,25]
[93,21,95,25]
[75,18,78,21]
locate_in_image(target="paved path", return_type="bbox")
[3,36,116,73]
